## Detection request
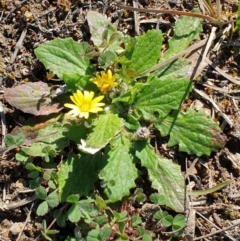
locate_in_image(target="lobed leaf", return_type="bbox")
[135,142,185,212]
[155,109,227,156]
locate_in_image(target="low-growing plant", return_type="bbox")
[3,10,230,240]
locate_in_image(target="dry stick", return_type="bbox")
[0,195,37,210]
[200,26,217,65]
[203,56,240,85]
[190,26,217,80]
[193,87,233,127]
[132,0,140,35]
[10,28,28,64]
[115,3,222,26]
[16,202,34,241]
[193,218,240,241]
[196,212,237,241]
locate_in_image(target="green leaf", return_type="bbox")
[172,214,186,228]
[48,180,57,189]
[161,215,173,227]
[171,214,186,237]
[99,227,112,240]
[124,30,162,74]
[125,115,140,130]
[98,51,115,68]
[150,193,166,205]
[63,73,96,93]
[67,204,82,223]
[113,210,128,222]
[35,186,47,200]
[84,113,124,149]
[46,192,59,208]
[34,38,95,79]
[99,137,138,202]
[162,15,202,60]
[26,163,42,172]
[43,169,53,181]
[131,216,142,227]
[66,195,80,204]
[153,58,191,79]
[37,201,48,216]
[142,233,152,241]
[87,11,116,46]
[187,180,232,196]
[26,122,69,157]
[28,171,39,179]
[134,76,192,120]
[135,143,185,212]
[155,109,227,156]
[58,153,101,202]
[87,229,100,241]
[154,211,169,220]
[46,229,59,235]
[4,133,24,146]
[64,121,88,143]
[86,11,123,53]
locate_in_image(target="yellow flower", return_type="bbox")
[90,70,118,94]
[64,90,105,119]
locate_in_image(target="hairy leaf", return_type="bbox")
[4,82,63,116]
[135,142,185,212]
[86,11,123,53]
[85,113,124,149]
[156,109,227,156]
[99,137,138,202]
[58,153,101,202]
[34,38,95,79]
[26,122,69,157]
[124,30,162,74]
[134,76,192,120]
[162,15,202,60]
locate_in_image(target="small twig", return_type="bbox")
[132,0,140,35]
[0,195,36,210]
[116,3,223,26]
[203,57,240,85]
[193,220,240,240]
[16,202,34,241]
[196,212,237,241]
[193,87,233,127]
[10,28,28,64]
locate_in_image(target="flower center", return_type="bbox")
[80,102,91,112]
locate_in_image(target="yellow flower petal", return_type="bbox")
[90,70,118,94]
[64,90,105,119]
